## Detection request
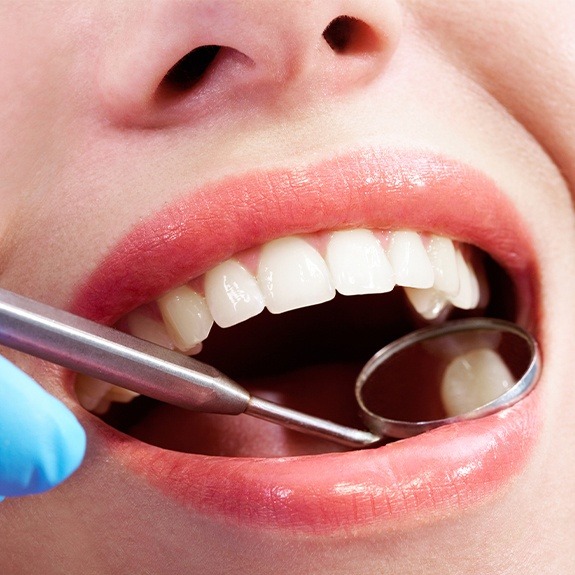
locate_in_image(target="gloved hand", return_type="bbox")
[0,355,86,501]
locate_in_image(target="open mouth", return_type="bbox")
[70,150,540,530]
[75,228,516,457]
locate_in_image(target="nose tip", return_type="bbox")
[99,1,403,127]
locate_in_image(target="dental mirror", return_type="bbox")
[0,288,540,448]
[355,318,540,439]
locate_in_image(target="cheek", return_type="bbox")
[418,0,575,206]
[0,13,91,296]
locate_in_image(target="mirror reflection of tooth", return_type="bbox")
[422,330,503,359]
[440,348,515,417]
[125,308,176,349]
[75,374,113,412]
[326,229,394,295]
[258,236,335,314]
[449,250,480,310]
[404,286,452,320]
[426,235,459,295]
[387,230,434,289]
[157,285,214,352]
[204,259,265,328]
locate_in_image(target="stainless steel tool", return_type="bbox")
[0,288,540,448]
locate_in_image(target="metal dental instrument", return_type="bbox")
[0,288,540,448]
[355,317,540,439]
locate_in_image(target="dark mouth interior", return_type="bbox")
[96,253,516,457]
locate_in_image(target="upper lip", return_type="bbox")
[73,148,537,327]
[70,147,542,532]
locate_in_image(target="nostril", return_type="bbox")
[161,45,221,93]
[322,15,381,54]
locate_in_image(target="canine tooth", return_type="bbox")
[387,231,434,289]
[204,259,265,327]
[75,375,113,412]
[404,287,451,320]
[258,236,335,314]
[157,286,214,352]
[326,229,394,295]
[440,348,514,417]
[450,250,480,310]
[427,235,459,295]
[125,309,176,349]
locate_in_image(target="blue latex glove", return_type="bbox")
[0,355,86,501]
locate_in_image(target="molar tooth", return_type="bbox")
[404,287,452,320]
[440,348,514,417]
[427,235,459,295]
[204,259,265,328]
[326,229,394,295]
[157,286,214,352]
[386,231,434,288]
[449,250,480,310]
[258,236,335,314]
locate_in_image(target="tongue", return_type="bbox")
[127,363,364,457]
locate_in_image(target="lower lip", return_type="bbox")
[96,388,540,533]
[74,149,542,532]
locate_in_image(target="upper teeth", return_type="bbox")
[151,228,481,351]
[76,228,485,413]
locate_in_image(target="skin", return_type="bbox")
[1,1,574,573]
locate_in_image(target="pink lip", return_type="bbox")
[73,148,542,533]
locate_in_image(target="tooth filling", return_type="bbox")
[76,227,502,453]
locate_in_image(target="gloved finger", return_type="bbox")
[0,355,86,499]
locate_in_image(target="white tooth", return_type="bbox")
[157,286,214,352]
[449,250,480,310]
[440,348,515,417]
[76,375,141,413]
[386,231,434,288]
[91,399,112,415]
[125,309,176,349]
[204,259,265,327]
[326,229,394,295]
[258,236,335,314]
[103,385,141,404]
[404,287,451,320]
[427,235,459,295]
[75,375,113,412]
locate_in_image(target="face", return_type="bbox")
[1,1,574,573]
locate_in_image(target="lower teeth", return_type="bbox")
[75,375,141,415]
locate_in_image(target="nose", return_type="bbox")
[99,0,403,127]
